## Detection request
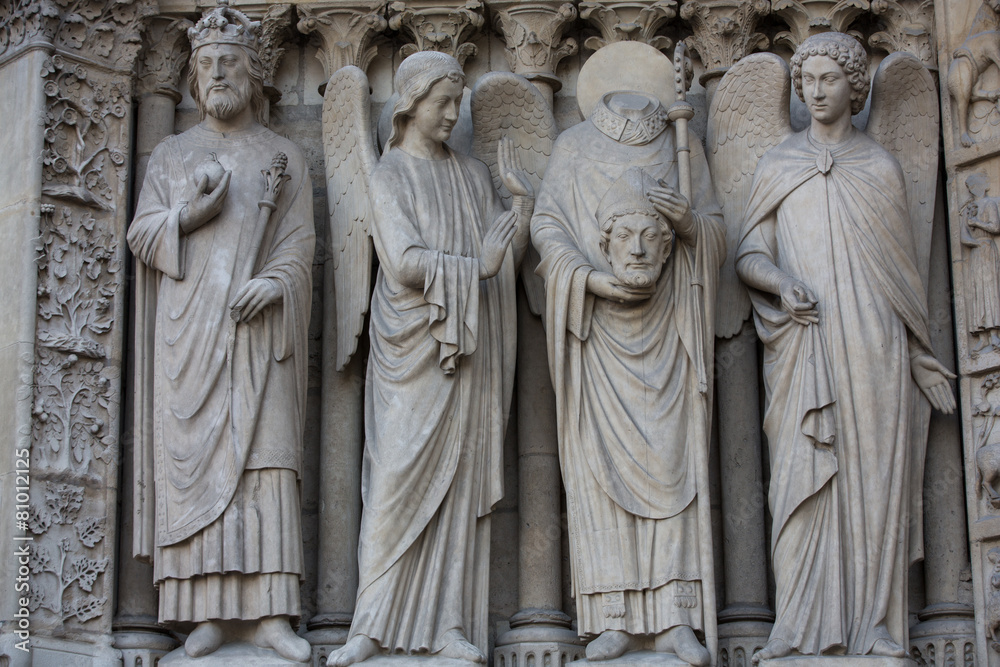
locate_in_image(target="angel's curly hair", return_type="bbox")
[790,32,870,116]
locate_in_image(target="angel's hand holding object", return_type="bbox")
[778,277,819,326]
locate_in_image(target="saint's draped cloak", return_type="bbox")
[737,129,932,654]
[350,147,516,654]
[531,117,722,652]
[128,126,313,620]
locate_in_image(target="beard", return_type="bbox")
[615,265,661,288]
[203,83,251,121]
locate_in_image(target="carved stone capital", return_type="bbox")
[388,0,485,67]
[136,17,192,102]
[491,2,577,92]
[680,0,770,80]
[771,0,870,52]
[869,0,935,69]
[1,0,156,71]
[579,1,677,53]
[257,4,294,102]
[298,2,389,77]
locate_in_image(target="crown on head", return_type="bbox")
[188,0,260,53]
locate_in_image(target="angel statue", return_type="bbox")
[708,32,955,661]
[321,51,554,666]
[531,41,723,667]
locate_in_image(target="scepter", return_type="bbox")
[230,152,291,321]
[668,43,695,201]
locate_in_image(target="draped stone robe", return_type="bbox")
[962,195,1000,336]
[128,125,314,624]
[737,129,933,655]
[349,147,516,655]
[531,100,723,649]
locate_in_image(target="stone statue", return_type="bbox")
[531,43,723,666]
[127,3,314,661]
[715,32,955,661]
[961,172,1000,354]
[322,51,544,666]
[947,0,1000,147]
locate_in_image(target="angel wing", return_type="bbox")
[471,72,558,316]
[865,51,939,285]
[323,66,380,371]
[706,52,793,338]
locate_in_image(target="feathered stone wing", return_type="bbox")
[866,51,939,285]
[323,66,379,371]
[707,52,793,338]
[471,71,558,317]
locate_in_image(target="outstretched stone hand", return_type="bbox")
[911,353,957,414]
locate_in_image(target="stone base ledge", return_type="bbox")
[758,657,917,667]
[160,641,307,666]
[568,650,690,667]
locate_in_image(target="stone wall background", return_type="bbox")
[0,1,983,666]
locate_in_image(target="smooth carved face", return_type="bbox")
[801,55,853,126]
[605,213,669,288]
[407,77,463,146]
[195,43,252,121]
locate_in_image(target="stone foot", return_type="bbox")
[327,635,380,667]
[751,638,792,665]
[870,638,906,658]
[655,626,709,667]
[437,636,486,663]
[255,616,311,663]
[586,630,638,661]
[185,621,225,658]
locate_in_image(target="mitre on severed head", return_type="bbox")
[188,0,261,53]
[597,167,674,284]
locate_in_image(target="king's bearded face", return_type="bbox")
[195,43,252,121]
[604,212,671,288]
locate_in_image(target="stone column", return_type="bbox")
[908,158,975,667]
[685,3,774,664]
[489,6,585,666]
[296,6,388,662]
[0,34,47,667]
[112,16,190,667]
[0,1,155,665]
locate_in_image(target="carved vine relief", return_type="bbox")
[27,482,110,623]
[0,0,154,66]
[21,0,149,634]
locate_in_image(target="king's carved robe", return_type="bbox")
[531,98,723,644]
[349,147,516,654]
[128,125,314,624]
[737,129,933,654]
